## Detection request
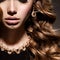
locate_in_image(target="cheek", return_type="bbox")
[19,5,32,19]
[0,7,3,21]
[0,3,7,19]
[21,8,30,17]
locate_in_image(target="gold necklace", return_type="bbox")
[0,34,30,54]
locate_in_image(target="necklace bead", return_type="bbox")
[0,35,30,54]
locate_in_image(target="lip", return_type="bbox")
[3,17,21,29]
[5,17,20,20]
[4,17,20,24]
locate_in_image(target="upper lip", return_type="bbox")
[5,17,20,20]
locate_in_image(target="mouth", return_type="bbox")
[3,17,21,29]
[5,17,20,24]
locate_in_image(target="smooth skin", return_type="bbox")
[0,0,33,45]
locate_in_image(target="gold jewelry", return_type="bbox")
[31,7,39,17]
[31,10,36,17]
[0,34,30,54]
[31,6,36,17]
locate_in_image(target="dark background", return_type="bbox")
[52,0,60,29]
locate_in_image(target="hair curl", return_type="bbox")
[25,0,60,60]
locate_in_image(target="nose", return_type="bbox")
[7,0,17,16]
[8,11,17,16]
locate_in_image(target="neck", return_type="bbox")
[0,24,27,45]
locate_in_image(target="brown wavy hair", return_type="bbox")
[24,0,60,60]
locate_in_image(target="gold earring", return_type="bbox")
[31,7,36,17]
[31,8,39,17]
[31,10,36,17]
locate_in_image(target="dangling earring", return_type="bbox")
[31,7,39,18]
[31,7,36,17]
[31,11,36,17]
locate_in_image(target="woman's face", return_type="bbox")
[0,0,33,29]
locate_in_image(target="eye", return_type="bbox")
[18,0,28,3]
[0,0,5,3]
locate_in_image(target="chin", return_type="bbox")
[3,21,21,29]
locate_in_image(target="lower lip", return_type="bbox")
[3,19,21,29]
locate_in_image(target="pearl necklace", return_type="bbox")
[0,34,30,54]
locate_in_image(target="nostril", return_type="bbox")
[8,11,17,16]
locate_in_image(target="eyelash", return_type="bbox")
[0,0,28,3]
[0,0,5,3]
[18,0,28,3]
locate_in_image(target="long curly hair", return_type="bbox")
[24,0,60,60]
